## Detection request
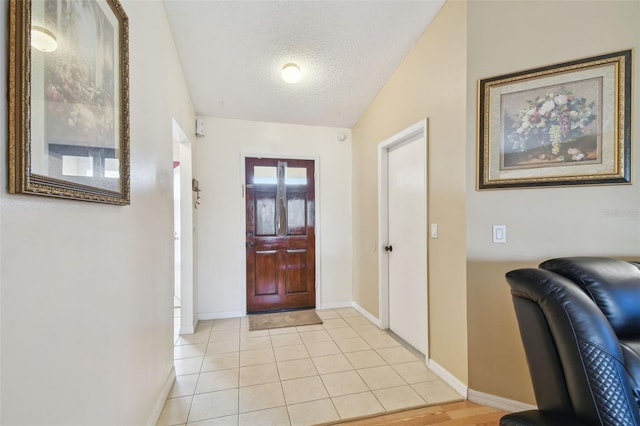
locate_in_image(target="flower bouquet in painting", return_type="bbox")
[43,0,116,150]
[502,82,600,169]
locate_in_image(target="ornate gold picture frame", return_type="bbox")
[478,50,631,190]
[8,0,130,204]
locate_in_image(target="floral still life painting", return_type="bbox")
[502,80,599,169]
[478,50,631,189]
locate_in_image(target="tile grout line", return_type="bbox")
[188,320,214,424]
[329,316,366,420]
[165,309,453,425]
[238,319,245,419]
[335,310,422,417]
[274,329,293,426]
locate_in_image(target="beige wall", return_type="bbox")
[352,1,469,383]
[353,0,639,403]
[0,1,195,423]
[466,1,640,404]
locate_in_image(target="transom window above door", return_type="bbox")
[253,165,308,186]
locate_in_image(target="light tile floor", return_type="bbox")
[158,308,461,426]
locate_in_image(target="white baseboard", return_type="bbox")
[199,310,246,321]
[427,358,468,398]
[319,301,352,310]
[179,324,196,334]
[179,314,198,334]
[351,302,382,327]
[147,366,176,426]
[467,388,536,413]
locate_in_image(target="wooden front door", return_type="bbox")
[245,158,316,313]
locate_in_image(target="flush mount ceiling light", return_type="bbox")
[281,63,302,84]
[31,25,58,52]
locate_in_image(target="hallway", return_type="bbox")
[158,308,460,425]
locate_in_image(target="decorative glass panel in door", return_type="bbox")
[245,158,315,313]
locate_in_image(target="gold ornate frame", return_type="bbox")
[8,0,130,204]
[477,50,631,190]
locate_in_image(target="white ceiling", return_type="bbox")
[162,1,445,128]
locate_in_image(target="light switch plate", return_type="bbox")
[493,225,507,243]
[431,224,438,239]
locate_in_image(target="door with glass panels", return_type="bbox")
[245,158,316,313]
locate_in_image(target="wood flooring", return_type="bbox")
[328,400,507,425]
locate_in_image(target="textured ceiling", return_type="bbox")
[162,1,445,128]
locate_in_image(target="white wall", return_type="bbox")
[196,117,352,318]
[0,1,195,424]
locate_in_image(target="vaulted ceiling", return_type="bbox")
[162,1,446,128]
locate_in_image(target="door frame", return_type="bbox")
[377,119,428,353]
[172,119,196,334]
[240,154,321,314]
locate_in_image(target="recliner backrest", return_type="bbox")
[540,257,640,409]
[540,257,640,338]
[507,267,640,425]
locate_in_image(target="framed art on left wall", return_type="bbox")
[8,0,130,204]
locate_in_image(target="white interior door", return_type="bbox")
[387,134,427,354]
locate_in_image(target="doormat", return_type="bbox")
[249,310,323,331]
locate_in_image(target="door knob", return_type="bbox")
[384,245,393,252]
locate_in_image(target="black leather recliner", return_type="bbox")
[502,257,640,426]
